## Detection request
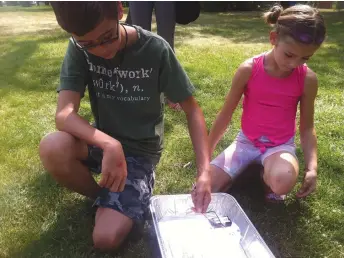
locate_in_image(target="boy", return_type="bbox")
[39,1,211,251]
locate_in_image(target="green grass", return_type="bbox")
[0,5,343,258]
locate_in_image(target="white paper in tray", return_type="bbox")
[149,193,275,258]
[158,215,246,258]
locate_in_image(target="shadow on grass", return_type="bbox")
[176,11,344,48]
[175,12,270,44]
[0,29,69,99]
[310,44,344,91]
[215,142,344,258]
[309,13,344,89]
[7,148,342,258]
[321,12,344,45]
[9,172,153,258]
[226,163,312,258]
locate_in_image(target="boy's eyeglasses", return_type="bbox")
[72,21,120,51]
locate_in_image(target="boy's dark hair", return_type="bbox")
[50,1,118,36]
[264,4,326,45]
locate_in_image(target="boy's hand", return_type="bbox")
[191,173,211,213]
[99,142,127,192]
[296,170,317,198]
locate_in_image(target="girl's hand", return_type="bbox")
[296,170,317,198]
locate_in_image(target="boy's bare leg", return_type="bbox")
[39,131,101,199]
[93,208,133,250]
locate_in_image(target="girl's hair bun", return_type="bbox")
[264,5,283,25]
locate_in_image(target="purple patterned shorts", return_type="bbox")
[210,131,297,179]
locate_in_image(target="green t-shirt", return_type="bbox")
[58,25,195,162]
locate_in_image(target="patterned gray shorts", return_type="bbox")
[82,145,156,223]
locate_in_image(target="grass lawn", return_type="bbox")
[0,5,343,258]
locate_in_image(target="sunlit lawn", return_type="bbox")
[0,5,343,258]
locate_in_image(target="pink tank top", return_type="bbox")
[241,53,307,152]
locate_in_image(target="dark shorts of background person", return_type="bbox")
[82,145,157,225]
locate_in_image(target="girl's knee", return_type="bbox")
[210,165,233,193]
[266,162,298,195]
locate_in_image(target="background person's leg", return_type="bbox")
[154,2,180,110]
[154,1,176,50]
[129,1,154,31]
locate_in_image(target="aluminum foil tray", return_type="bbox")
[149,193,275,258]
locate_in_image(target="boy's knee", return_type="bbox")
[92,227,125,251]
[93,208,133,251]
[39,131,76,169]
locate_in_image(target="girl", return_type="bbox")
[208,4,326,202]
